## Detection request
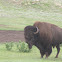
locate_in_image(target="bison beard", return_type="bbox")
[24,21,62,58]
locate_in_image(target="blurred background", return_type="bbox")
[0,0,62,31]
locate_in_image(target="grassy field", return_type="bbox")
[0,0,62,62]
[0,43,62,62]
[0,0,62,30]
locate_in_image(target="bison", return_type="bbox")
[24,21,62,58]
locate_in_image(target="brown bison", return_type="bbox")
[24,21,62,58]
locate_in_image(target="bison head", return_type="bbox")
[24,26,39,49]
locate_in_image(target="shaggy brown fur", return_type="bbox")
[24,21,62,58]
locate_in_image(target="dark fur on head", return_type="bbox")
[24,26,39,49]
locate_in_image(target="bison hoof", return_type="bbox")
[55,56,58,58]
[45,57,48,59]
[40,56,43,58]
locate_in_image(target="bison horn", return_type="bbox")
[34,27,39,34]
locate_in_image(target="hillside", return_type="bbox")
[0,0,62,12]
[0,0,62,30]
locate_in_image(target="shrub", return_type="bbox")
[17,41,30,52]
[5,42,14,51]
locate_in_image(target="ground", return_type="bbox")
[0,30,25,42]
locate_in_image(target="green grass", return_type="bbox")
[0,0,62,30]
[0,44,62,62]
[0,11,62,30]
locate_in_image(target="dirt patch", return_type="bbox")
[0,30,25,43]
[0,24,7,27]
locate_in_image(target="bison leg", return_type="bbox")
[45,49,52,58]
[40,50,45,58]
[45,45,52,58]
[55,44,60,58]
[45,52,48,58]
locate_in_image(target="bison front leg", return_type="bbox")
[40,50,45,58]
[45,52,48,58]
[55,44,60,58]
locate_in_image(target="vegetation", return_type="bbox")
[5,41,30,52]
[17,41,30,52]
[0,0,62,30]
[0,0,62,62]
[0,43,62,62]
[5,42,13,51]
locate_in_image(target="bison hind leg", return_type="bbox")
[55,44,60,58]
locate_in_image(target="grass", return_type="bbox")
[0,43,62,62]
[0,0,62,30]
[0,0,62,62]
[0,11,62,30]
